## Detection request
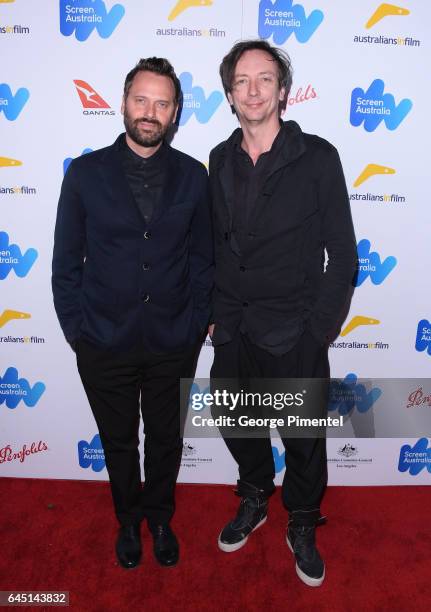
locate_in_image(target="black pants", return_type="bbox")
[77,339,198,527]
[211,331,329,522]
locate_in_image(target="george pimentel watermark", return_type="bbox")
[180,378,431,439]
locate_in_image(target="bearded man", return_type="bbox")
[52,57,213,569]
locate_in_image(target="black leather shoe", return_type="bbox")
[115,524,142,569]
[149,524,179,567]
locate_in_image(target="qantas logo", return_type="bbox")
[73,80,115,115]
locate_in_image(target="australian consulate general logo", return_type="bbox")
[328,443,373,469]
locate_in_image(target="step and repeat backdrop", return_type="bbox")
[1,0,430,486]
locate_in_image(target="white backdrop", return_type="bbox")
[1,0,430,486]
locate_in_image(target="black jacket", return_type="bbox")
[52,134,213,352]
[209,120,357,353]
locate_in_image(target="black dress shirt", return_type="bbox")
[232,126,291,347]
[120,135,167,224]
[232,125,286,253]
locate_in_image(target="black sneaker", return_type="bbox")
[218,496,268,552]
[286,524,325,587]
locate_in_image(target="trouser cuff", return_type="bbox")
[288,508,324,527]
[236,479,275,499]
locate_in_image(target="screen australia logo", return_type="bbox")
[60,0,125,41]
[78,433,105,471]
[0,231,38,279]
[0,83,29,121]
[0,367,45,409]
[350,79,412,131]
[179,72,223,125]
[415,320,431,357]
[73,80,115,115]
[258,0,324,44]
[354,239,396,287]
[398,438,431,476]
[328,374,382,416]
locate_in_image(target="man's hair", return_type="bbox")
[219,39,293,98]
[123,57,181,105]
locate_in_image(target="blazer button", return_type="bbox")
[239,266,246,272]
[144,231,151,240]
[242,301,249,307]
[143,263,150,271]
[142,294,150,303]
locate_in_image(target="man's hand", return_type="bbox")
[208,324,215,338]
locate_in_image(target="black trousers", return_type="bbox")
[211,331,329,522]
[77,339,198,527]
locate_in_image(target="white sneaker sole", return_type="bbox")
[286,533,325,587]
[218,516,267,553]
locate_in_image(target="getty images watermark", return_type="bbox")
[181,378,431,439]
[180,378,343,438]
[189,387,343,430]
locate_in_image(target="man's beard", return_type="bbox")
[123,109,169,148]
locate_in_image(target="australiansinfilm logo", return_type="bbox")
[157,0,226,38]
[330,315,389,351]
[0,154,37,198]
[349,163,406,206]
[354,3,420,48]
[0,309,45,346]
[60,0,125,41]
[0,0,30,35]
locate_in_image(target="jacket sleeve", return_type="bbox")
[51,161,86,345]
[189,164,214,332]
[308,147,357,344]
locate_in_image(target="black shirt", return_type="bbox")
[232,124,286,252]
[232,125,291,347]
[120,135,167,224]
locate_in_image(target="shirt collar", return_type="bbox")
[120,133,167,167]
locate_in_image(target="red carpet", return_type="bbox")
[0,478,430,611]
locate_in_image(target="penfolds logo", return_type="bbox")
[0,440,48,464]
[406,387,431,409]
[286,84,317,107]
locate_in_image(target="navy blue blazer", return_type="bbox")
[52,134,213,352]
